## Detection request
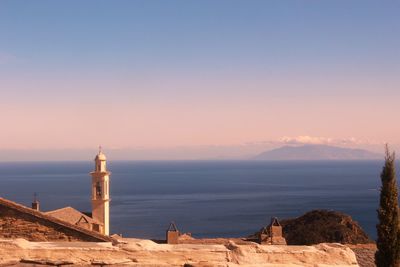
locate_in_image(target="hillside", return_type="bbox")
[253,144,381,160]
[280,210,372,245]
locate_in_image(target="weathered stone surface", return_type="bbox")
[0,238,360,266]
[0,261,20,266]
[20,258,75,265]
[91,259,132,265]
[348,244,377,267]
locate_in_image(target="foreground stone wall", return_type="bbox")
[0,238,360,267]
[0,205,101,242]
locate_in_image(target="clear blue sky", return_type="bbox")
[1,1,399,81]
[0,1,399,158]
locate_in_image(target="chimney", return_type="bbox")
[32,193,40,211]
[32,201,39,211]
[166,221,179,244]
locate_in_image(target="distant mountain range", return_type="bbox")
[253,144,382,160]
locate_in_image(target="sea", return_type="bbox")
[0,160,390,240]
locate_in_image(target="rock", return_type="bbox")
[348,244,377,267]
[20,259,75,265]
[179,233,194,241]
[91,259,132,265]
[250,210,373,246]
[0,238,359,266]
[183,263,220,267]
[279,210,373,245]
[0,261,20,266]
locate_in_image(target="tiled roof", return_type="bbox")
[45,206,103,226]
[0,197,114,242]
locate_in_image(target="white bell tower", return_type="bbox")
[90,146,110,235]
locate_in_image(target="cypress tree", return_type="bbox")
[375,145,400,267]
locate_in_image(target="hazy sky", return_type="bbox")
[0,1,399,159]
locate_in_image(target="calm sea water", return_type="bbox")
[0,160,388,240]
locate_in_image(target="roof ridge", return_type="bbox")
[46,206,103,225]
[44,206,76,213]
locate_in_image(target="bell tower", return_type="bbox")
[90,146,110,235]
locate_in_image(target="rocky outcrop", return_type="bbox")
[0,238,359,266]
[280,210,373,245]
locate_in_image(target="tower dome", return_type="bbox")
[95,146,107,161]
[95,152,107,161]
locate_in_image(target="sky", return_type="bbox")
[0,1,399,160]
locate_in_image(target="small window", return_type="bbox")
[93,224,100,232]
[96,182,102,198]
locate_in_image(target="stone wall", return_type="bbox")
[0,205,102,242]
[0,239,360,267]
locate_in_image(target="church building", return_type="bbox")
[0,149,112,241]
[45,148,111,235]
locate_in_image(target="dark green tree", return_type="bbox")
[375,145,400,267]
